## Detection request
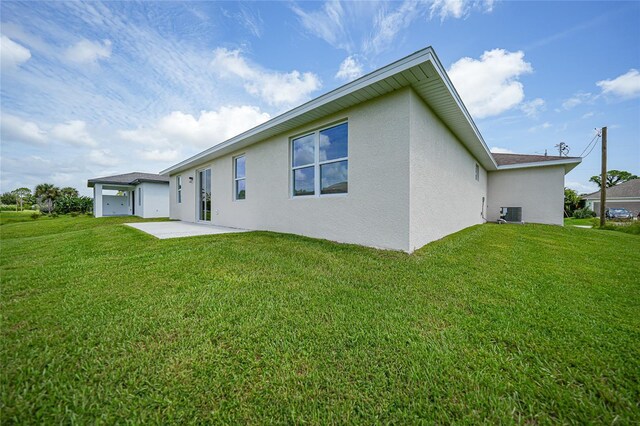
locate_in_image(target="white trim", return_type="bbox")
[160,47,499,176]
[496,158,582,170]
[176,175,182,204]
[290,121,348,198]
[233,154,246,201]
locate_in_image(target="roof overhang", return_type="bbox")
[161,46,498,176]
[495,158,582,174]
[87,179,168,188]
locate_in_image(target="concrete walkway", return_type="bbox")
[125,221,249,239]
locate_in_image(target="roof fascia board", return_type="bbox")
[161,48,439,175]
[426,50,498,170]
[496,158,582,173]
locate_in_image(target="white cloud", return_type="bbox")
[366,0,421,54]
[0,114,47,145]
[490,147,515,154]
[87,149,119,167]
[561,92,594,110]
[596,69,640,99]
[448,49,533,119]
[210,48,321,107]
[137,149,180,162]
[65,39,112,64]
[520,98,545,117]
[292,1,494,56]
[50,120,97,147]
[582,111,595,119]
[120,105,271,150]
[430,0,495,21]
[566,181,598,194]
[335,55,364,80]
[0,35,31,69]
[291,0,351,51]
[528,122,552,132]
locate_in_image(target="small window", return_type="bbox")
[291,122,348,197]
[234,155,246,200]
[138,187,142,206]
[176,175,182,204]
[475,163,480,181]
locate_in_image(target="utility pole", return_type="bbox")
[555,142,570,157]
[599,127,607,227]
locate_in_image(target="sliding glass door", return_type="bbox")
[198,168,211,221]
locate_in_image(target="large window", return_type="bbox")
[234,155,246,200]
[176,175,182,203]
[291,122,348,197]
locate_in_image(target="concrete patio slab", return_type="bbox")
[125,221,249,239]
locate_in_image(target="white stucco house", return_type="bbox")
[160,46,581,252]
[583,178,640,217]
[87,172,169,218]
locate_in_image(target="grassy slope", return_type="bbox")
[1,215,639,424]
[563,217,594,226]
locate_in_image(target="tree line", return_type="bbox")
[1,184,92,214]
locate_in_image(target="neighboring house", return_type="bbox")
[87,172,169,218]
[583,179,640,217]
[161,46,581,252]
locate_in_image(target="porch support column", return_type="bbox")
[94,183,103,218]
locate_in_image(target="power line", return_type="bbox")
[579,129,601,158]
[582,135,600,159]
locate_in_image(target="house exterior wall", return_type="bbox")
[169,88,412,251]
[408,90,488,251]
[487,166,565,225]
[102,195,129,216]
[137,182,169,218]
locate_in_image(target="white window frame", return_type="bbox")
[176,175,182,204]
[290,121,348,198]
[475,163,480,181]
[233,155,246,201]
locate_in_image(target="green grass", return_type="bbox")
[563,217,594,226]
[0,210,48,225]
[2,214,639,424]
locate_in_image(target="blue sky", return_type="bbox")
[1,0,639,196]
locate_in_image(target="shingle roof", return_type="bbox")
[492,153,581,166]
[583,178,640,199]
[87,172,169,187]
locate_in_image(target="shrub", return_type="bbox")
[0,204,17,211]
[30,211,41,220]
[54,195,93,214]
[70,211,79,217]
[573,207,596,219]
[593,218,640,235]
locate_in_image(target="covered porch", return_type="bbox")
[87,172,170,218]
[91,183,135,218]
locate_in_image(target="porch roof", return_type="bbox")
[87,172,169,188]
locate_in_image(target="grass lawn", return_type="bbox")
[563,217,594,226]
[2,214,639,423]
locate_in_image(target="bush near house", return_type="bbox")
[572,207,596,219]
[1,215,639,424]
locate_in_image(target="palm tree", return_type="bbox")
[34,183,60,214]
[60,187,79,198]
